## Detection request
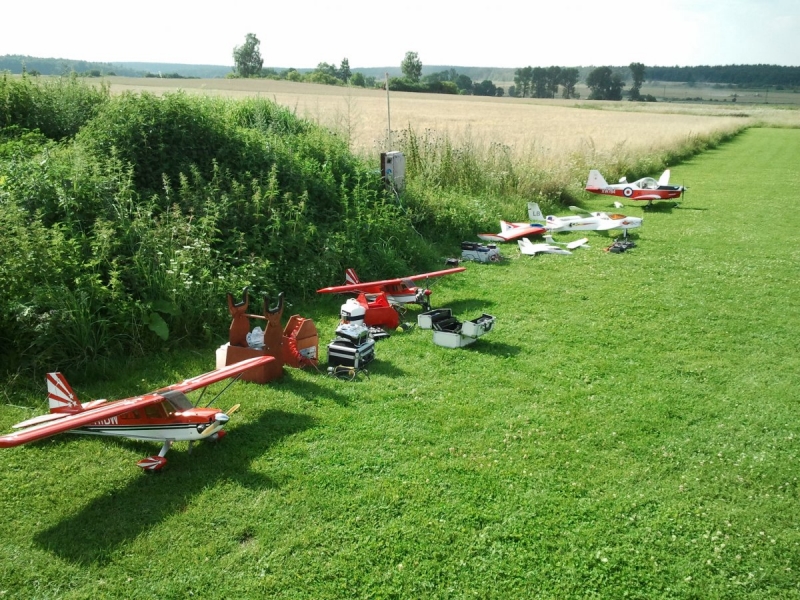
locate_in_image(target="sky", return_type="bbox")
[3,0,798,69]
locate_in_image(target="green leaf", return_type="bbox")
[150,299,181,316]
[146,312,169,340]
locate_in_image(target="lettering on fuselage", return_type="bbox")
[93,416,119,426]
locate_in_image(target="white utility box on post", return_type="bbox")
[381,151,405,191]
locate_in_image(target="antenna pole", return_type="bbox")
[385,72,392,149]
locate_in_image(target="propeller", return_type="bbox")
[198,404,240,439]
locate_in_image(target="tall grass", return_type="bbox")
[395,121,747,242]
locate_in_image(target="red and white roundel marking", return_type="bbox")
[623,187,633,197]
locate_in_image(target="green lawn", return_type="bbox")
[1,128,799,599]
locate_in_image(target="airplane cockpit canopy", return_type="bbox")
[158,390,194,412]
[635,177,659,190]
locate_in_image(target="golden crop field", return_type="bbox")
[101,76,799,163]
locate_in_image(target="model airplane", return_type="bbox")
[527,203,642,233]
[517,238,573,256]
[584,169,686,208]
[0,356,272,471]
[477,220,546,243]
[317,266,465,310]
[543,235,590,249]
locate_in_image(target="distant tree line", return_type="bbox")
[511,66,580,99]
[645,65,800,87]
[0,55,140,77]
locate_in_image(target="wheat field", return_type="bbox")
[100,76,797,162]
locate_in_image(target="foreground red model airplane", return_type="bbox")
[585,169,686,208]
[317,267,465,309]
[0,356,272,471]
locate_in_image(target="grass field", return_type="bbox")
[1,127,798,598]
[95,77,799,161]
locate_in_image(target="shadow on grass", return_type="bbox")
[463,340,522,356]
[271,371,355,407]
[33,408,314,565]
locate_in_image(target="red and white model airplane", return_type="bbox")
[477,220,547,243]
[0,356,271,471]
[317,267,465,310]
[585,169,686,208]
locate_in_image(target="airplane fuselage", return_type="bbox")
[73,404,225,442]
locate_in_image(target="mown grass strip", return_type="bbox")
[0,128,799,598]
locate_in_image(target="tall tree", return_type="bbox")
[232,33,263,78]
[401,51,422,83]
[560,68,579,99]
[339,58,351,83]
[532,67,549,98]
[455,74,474,93]
[586,66,626,100]
[473,80,497,97]
[629,62,646,100]
[514,66,533,97]
[546,66,562,98]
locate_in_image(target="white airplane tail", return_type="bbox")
[527,202,544,222]
[345,268,360,286]
[46,372,82,414]
[657,170,671,186]
[586,170,608,188]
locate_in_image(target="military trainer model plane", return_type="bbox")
[584,169,686,208]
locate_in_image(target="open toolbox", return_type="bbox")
[417,308,496,348]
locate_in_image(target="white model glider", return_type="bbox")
[527,203,642,233]
[517,238,572,256]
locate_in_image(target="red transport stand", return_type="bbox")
[216,289,318,383]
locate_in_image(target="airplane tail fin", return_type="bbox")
[658,170,671,186]
[586,170,608,188]
[527,202,544,222]
[46,372,82,414]
[345,268,360,286]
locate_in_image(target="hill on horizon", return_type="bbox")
[2,55,798,87]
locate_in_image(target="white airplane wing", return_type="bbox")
[566,238,589,249]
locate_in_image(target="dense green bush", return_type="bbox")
[0,72,109,140]
[0,82,432,374]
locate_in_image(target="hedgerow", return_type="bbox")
[0,79,431,374]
